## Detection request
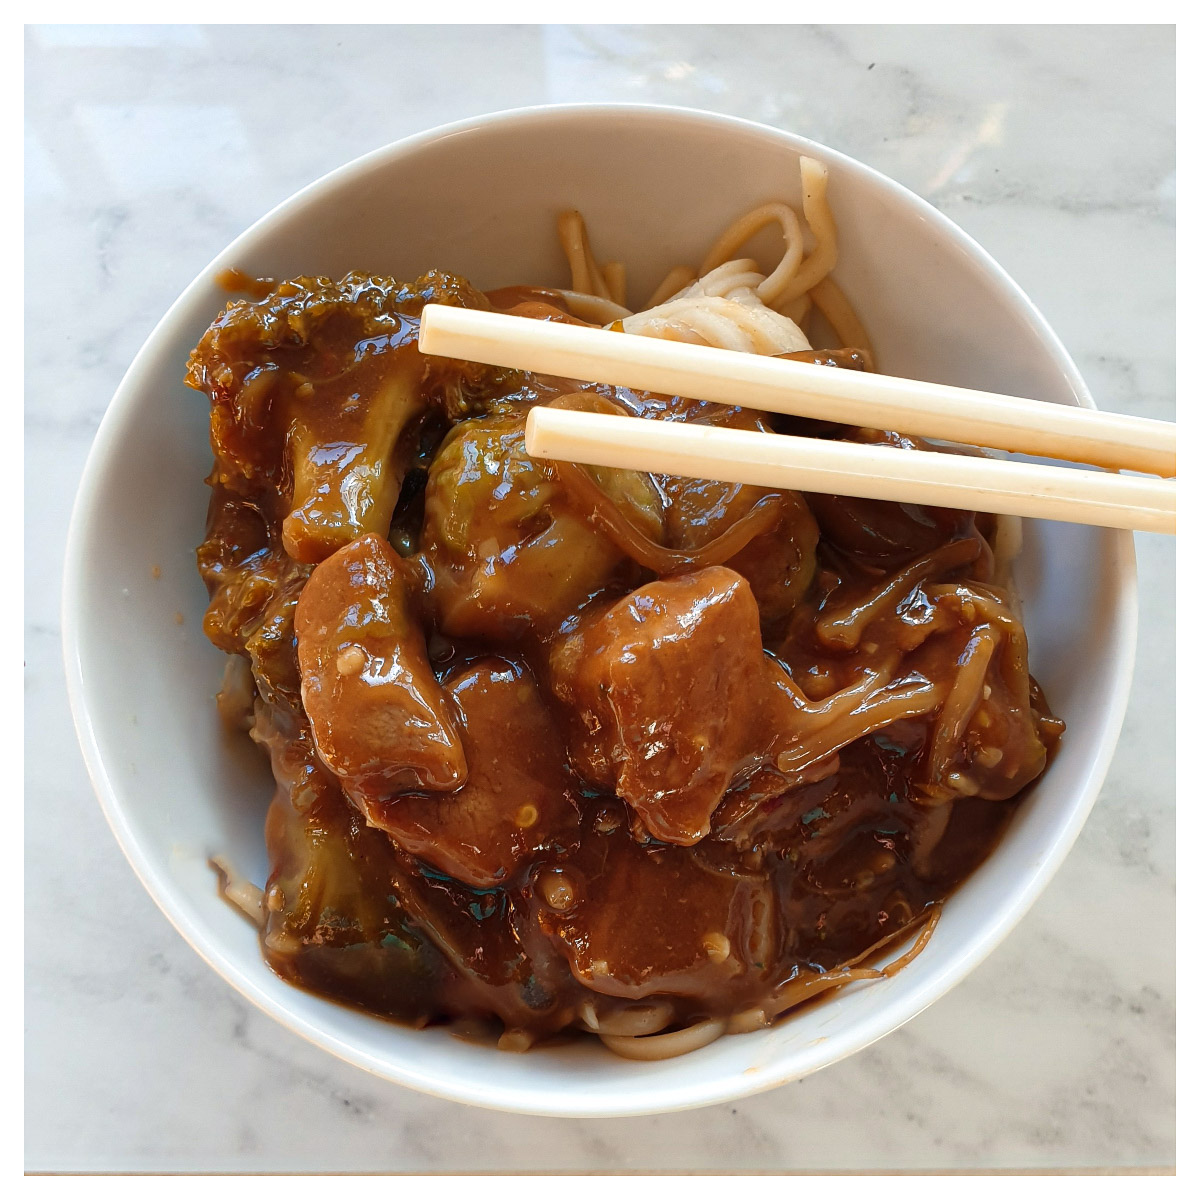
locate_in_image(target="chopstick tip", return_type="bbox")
[524,405,549,459]
[417,303,460,355]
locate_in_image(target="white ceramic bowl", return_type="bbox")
[63,104,1137,1117]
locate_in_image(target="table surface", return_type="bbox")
[24,24,1174,1173]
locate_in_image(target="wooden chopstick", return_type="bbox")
[524,407,1176,534]
[418,305,1176,477]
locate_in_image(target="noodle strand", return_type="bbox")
[922,624,999,794]
[210,855,265,926]
[600,1017,728,1060]
[557,210,613,301]
[816,539,984,650]
[763,903,943,1020]
[699,201,807,306]
[556,289,633,324]
[775,156,839,304]
[645,264,698,308]
[602,261,628,309]
[550,456,788,575]
[809,275,875,366]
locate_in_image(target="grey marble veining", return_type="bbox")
[24,24,1174,1172]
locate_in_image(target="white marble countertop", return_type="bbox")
[25,24,1174,1172]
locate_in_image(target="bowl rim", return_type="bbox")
[61,101,1139,1117]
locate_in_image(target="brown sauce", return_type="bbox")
[190,269,1063,1049]
[214,267,276,299]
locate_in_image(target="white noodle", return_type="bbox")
[558,289,633,324]
[209,855,264,926]
[600,1018,728,1060]
[579,1001,674,1037]
[622,279,812,354]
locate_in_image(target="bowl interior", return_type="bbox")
[64,106,1135,1117]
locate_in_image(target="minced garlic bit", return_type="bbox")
[975,744,1004,769]
[538,869,577,911]
[336,645,367,676]
[497,1029,534,1053]
[703,932,731,962]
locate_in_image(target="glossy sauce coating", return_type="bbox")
[193,271,1064,1048]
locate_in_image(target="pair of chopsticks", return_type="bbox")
[417,305,1176,534]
